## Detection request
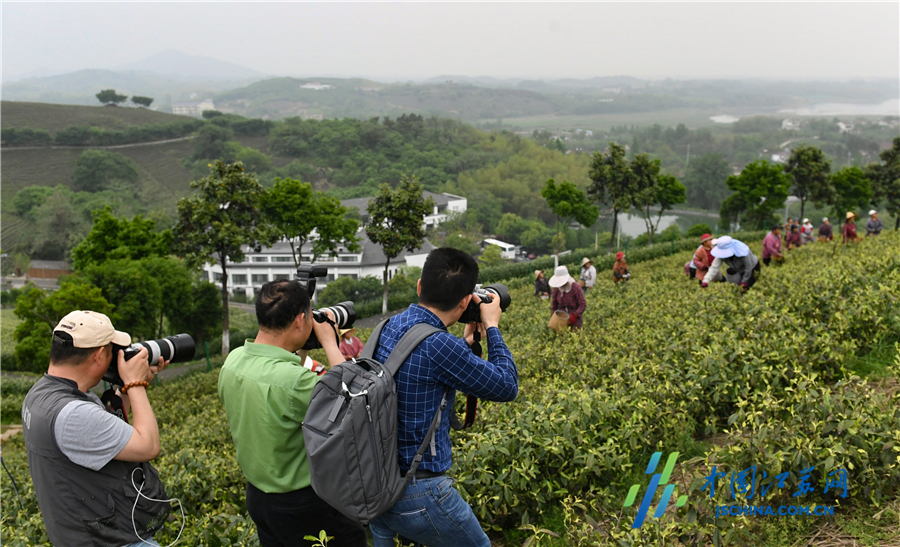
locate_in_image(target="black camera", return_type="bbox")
[296,265,356,350]
[458,283,511,324]
[103,334,196,386]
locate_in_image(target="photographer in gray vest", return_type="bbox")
[22,310,171,547]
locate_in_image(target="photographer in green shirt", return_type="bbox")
[218,280,365,547]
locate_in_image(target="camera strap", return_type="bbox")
[320,314,342,348]
[100,388,128,424]
[451,331,480,430]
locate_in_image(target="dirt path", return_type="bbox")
[1,135,195,151]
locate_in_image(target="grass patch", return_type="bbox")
[843,338,899,380]
[1,308,22,357]
[1,101,192,136]
[228,305,258,333]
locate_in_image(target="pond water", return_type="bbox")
[778,98,899,117]
[600,211,721,238]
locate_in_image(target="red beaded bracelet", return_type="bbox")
[120,381,149,394]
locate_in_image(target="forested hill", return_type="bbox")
[213,77,560,121]
[0,103,592,261]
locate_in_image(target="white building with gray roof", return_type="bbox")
[202,191,464,298]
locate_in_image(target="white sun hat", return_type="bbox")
[548,265,576,288]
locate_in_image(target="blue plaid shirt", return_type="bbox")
[373,304,518,472]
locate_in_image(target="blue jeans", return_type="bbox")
[369,476,490,547]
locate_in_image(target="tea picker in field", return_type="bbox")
[549,265,587,330]
[580,257,597,293]
[866,210,884,237]
[613,251,630,283]
[702,236,760,292]
[761,226,784,267]
[218,280,366,547]
[785,224,803,250]
[801,218,815,244]
[818,217,833,242]
[534,269,551,299]
[338,327,363,360]
[842,211,860,243]
[689,233,715,283]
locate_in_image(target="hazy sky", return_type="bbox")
[3,2,898,82]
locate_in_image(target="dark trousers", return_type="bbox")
[763,258,771,267]
[246,483,367,547]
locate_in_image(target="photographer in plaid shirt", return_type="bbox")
[368,247,519,547]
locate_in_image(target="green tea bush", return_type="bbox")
[1,232,897,545]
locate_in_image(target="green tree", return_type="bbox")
[480,244,504,267]
[82,256,198,341]
[168,281,222,350]
[173,160,277,355]
[13,282,113,371]
[31,190,89,260]
[520,223,554,254]
[784,145,832,220]
[683,153,732,211]
[261,178,360,269]
[629,154,686,246]
[12,186,55,219]
[96,89,128,106]
[365,175,434,313]
[70,207,173,271]
[719,160,792,230]
[686,223,713,239]
[828,167,872,223]
[72,150,140,193]
[588,142,636,250]
[319,276,384,307]
[867,136,900,230]
[192,124,234,161]
[442,232,479,255]
[541,178,599,255]
[131,96,154,107]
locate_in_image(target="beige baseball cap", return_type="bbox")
[53,310,131,348]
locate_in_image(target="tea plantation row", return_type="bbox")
[1,232,897,545]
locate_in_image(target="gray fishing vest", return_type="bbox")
[22,375,170,547]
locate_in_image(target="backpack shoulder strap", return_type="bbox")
[359,319,388,360]
[383,323,442,376]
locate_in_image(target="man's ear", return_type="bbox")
[416,278,422,297]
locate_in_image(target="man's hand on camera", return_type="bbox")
[118,347,151,386]
[312,309,345,367]
[146,356,169,383]
[463,322,487,347]
[476,294,502,330]
[312,309,340,344]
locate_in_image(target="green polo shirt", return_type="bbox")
[218,340,320,493]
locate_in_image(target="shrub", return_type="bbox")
[686,223,713,238]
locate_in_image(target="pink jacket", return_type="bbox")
[761,232,783,259]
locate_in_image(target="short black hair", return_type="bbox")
[419,247,479,312]
[49,331,106,366]
[256,279,311,331]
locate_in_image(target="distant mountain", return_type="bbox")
[2,68,264,107]
[115,50,268,81]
